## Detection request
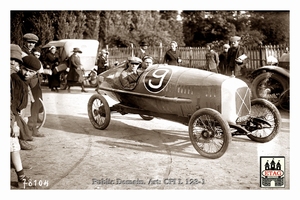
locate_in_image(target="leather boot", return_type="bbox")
[81,84,87,92]
[29,125,45,137]
[19,139,36,150]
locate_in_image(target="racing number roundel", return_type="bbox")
[144,68,172,93]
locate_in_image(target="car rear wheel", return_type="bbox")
[188,108,231,159]
[279,89,289,111]
[251,72,288,107]
[87,94,111,130]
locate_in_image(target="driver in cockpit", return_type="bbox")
[120,57,142,90]
[139,55,153,72]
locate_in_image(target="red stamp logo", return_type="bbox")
[260,156,285,187]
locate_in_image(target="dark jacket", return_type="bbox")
[10,72,32,140]
[67,53,84,83]
[10,73,28,115]
[164,49,181,65]
[44,51,60,87]
[96,56,108,75]
[44,51,59,70]
[226,46,248,76]
[218,51,228,75]
[21,46,33,56]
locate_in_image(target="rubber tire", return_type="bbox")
[87,94,111,130]
[188,108,231,159]
[251,72,288,107]
[279,89,289,111]
[247,98,281,143]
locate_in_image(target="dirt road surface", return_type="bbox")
[10,86,292,195]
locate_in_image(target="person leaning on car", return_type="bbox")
[120,57,142,90]
[226,36,248,77]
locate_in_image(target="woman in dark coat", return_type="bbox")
[66,47,87,92]
[44,46,60,92]
[163,41,182,66]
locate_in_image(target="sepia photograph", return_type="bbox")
[5,1,297,198]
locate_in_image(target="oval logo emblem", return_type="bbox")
[144,68,172,93]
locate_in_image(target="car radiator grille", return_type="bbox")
[235,86,251,117]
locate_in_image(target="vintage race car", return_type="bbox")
[87,62,281,159]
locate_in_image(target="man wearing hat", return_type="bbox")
[120,57,142,90]
[134,41,149,59]
[11,44,37,151]
[66,47,87,92]
[10,45,35,186]
[96,49,109,75]
[226,36,248,77]
[20,55,45,138]
[21,33,39,57]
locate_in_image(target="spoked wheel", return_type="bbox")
[279,89,289,111]
[87,94,111,130]
[251,72,288,107]
[188,108,231,159]
[37,98,46,130]
[139,114,154,121]
[246,98,281,143]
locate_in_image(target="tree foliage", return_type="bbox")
[248,11,289,45]
[10,10,289,49]
[181,10,289,47]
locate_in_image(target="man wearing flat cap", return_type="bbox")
[10,44,37,183]
[120,57,142,90]
[20,55,45,138]
[226,36,248,77]
[21,33,39,57]
[96,49,109,75]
